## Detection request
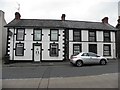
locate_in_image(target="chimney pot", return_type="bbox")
[15,12,21,20]
[102,17,108,24]
[61,14,66,21]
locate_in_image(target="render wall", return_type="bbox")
[69,29,116,59]
[8,28,65,61]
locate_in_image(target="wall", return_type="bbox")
[9,28,64,61]
[69,29,116,59]
[0,10,7,59]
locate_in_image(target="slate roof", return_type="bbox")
[5,19,117,31]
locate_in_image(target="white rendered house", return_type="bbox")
[5,12,117,62]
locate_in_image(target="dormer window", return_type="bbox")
[16,28,25,41]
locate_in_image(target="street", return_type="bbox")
[2,60,118,88]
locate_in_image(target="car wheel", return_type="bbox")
[100,60,106,65]
[76,60,83,67]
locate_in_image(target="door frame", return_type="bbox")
[33,43,42,62]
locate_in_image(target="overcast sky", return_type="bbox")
[0,0,120,26]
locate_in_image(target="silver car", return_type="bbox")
[70,52,108,67]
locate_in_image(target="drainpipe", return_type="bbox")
[12,28,15,61]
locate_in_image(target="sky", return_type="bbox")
[0,0,120,26]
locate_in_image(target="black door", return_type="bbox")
[89,44,97,54]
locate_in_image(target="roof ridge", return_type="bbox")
[21,19,102,23]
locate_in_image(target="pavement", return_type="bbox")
[2,73,118,88]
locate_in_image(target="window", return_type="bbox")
[89,30,96,42]
[88,52,97,57]
[50,29,59,41]
[50,43,59,57]
[103,44,111,56]
[81,53,89,56]
[104,31,111,42]
[15,43,24,56]
[73,30,81,42]
[73,44,81,55]
[33,29,42,41]
[16,28,25,41]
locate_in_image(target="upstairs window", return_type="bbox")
[15,43,24,56]
[33,29,42,41]
[50,43,59,57]
[73,30,81,42]
[103,44,111,56]
[104,31,111,42]
[89,30,96,42]
[50,29,59,41]
[16,28,25,41]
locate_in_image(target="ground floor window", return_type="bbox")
[103,44,111,56]
[50,43,59,57]
[15,43,24,56]
[73,44,81,55]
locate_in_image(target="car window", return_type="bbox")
[88,53,97,57]
[81,53,89,56]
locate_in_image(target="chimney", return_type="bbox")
[15,12,21,20]
[61,14,66,21]
[102,17,108,24]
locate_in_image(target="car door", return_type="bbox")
[81,53,91,64]
[88,52,99,64]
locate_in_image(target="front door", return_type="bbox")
[89,44,97,54]
[34,44,41,62]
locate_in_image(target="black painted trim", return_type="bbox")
[73,44,82,55]
[15,43,24,56]
[64,29,69,60]
[33,28,42,41]
[49,43,59,57]
[50,29,59,41]
[32,43,42,62]
[73,29,81,42]
[89,44,97,54]
[6,28,10,55]
[103,44,111,56]
[103,31,111,42]
[88,30,96,42]
[16,28,25,41]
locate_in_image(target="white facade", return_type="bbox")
[5,12,117,62]
[0,10,7,59]
[69,29,116,59]
[9,28,65,61]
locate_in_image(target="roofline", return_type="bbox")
[4,26,117,31]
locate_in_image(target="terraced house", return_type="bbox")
[5,12,117,62]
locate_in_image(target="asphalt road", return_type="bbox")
[2,60,118,79]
